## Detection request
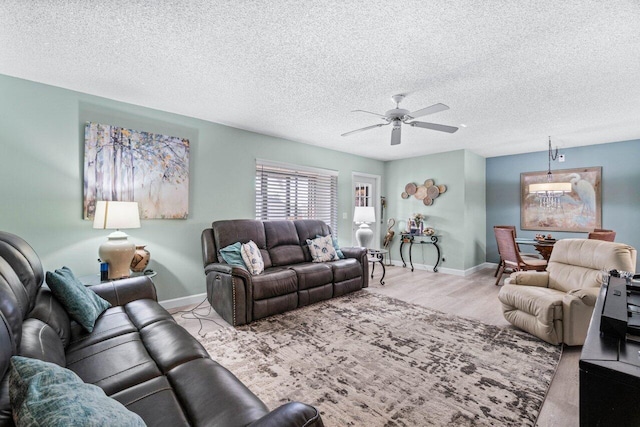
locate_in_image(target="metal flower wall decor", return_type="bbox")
[401,179,447,206]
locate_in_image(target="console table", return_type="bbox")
[399,233,441,272]
[579,275,640,426]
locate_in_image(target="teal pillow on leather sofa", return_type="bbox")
[45,266,111,333]
[9,356,145,427]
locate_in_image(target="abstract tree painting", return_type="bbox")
[84,122,189,219]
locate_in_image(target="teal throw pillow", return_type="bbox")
[219,242,247,268]
[317,234,345,259]
[45,266,111,333]
[9,356,146,427]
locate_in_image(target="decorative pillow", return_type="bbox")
[317,234,345,259]
[307,235,339,262]
[241,240,264,275]
[45,266,111,333]
[9,356,146,427]
[219,242,247,269]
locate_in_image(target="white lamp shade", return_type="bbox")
[93,201,141,229]
[528,182,572,193]
[354,206,375,224]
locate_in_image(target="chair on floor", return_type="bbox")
[493,225,541,277]
[588,228,616,242]
[498,239,637,345]
[494,226,547,285]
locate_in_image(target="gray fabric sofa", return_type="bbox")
[0,231,323,427]
[201,219,369,326]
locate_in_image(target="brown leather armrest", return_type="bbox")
[248,402,324,427]
[90,276,157,306]
[204,263,252,282]
[340,247,367,261]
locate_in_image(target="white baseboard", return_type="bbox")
[159,292,207,310]
[387,260,498,277]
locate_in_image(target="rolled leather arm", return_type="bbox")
[566,287,600,307]
[90,275,157,306]
[204,262,252,283]
[248,402,324,427]
[507,271,550,287]
[340,246,366,261]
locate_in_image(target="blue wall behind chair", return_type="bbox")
[486,139,640,271]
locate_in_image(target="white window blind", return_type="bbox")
[255,160,338,233]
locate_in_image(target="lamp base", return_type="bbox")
[355,224,373,248]
[98,231,135,279]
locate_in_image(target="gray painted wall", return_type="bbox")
[0,74,385,301]
[486,139,640,271]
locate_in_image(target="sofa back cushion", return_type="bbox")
[548,239,637,293]
[212,220,272,268]
[294,220,332,262]
[264,221,305,266]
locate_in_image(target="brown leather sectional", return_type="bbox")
[0,231,323,426]
[202,219,369,326]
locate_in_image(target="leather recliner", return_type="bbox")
[498,238,637,345]
[0,231,324,427]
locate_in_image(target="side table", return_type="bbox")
[399,233,441,272]
[78,270,157,286]
[368,249,388,285]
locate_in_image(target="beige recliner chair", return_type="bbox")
[498,239,637,345]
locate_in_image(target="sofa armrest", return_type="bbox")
[90,276,157,306]
[505,271,550,287]
[562,287,601,346]
[248,402,324,427]
[204,263,252,326]
[340,246,366,260]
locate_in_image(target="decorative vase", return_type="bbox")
[130,245,150,273]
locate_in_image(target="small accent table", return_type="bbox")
[78,270,157,286]
[368,249,388,285]
[399,233,441,272]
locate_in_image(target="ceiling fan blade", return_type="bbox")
[351,109,387,118]
[390,124,401,145]
[408,121,459,133]
[341,122,389,137]
[407,103,449,119]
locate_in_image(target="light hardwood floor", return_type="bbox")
[171,265,579,427]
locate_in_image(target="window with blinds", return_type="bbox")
[255,160,338,233]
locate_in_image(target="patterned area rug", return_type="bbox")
[192,291,561,426]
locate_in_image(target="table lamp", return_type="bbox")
[354,206,375,248]
[93,201,141,279]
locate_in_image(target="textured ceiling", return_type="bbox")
[1,1,639,161]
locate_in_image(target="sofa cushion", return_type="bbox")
[9,356,145,427]
[289,263,333,290]
[241,241,265,275]
[306,235,339,262]
[45,266,111,333]
[18,319,65,367]
[65,332,162,396]
[252,269,298,300]
[212,220,272,268]
[330,258,362,282]
[264,221,305,266]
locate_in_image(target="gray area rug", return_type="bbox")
[193,291,561,426]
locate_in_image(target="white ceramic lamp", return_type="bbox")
[93,201,141,279]
[354,206,375,248]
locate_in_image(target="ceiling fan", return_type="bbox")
[341,94,458,145]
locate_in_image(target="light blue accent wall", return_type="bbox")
[383,149,486,271]
[486,139,640,271]
[0,74,384,300]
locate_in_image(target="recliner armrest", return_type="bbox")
[90,276,157,306]
[566,287,600,307]
[248,402,324,427]
[204,263,252,282]
[506,271,550,287]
